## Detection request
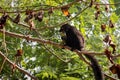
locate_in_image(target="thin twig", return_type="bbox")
[0,0,82,13]
[3,27,8,55]
[8,2,90,32]
[1,0,120,13]
[95,2,120,5]
[44,46,71,63]
[0,58,6,73]
[39,4,90,30]
[113,54,120,59]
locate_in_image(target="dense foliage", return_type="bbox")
[0,0,120,80]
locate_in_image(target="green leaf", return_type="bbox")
[110,13,118,23]
[60,76,79,80]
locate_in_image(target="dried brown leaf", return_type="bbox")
[48,7,53,15]
[61,6,70,17]
[15,49,23,57]
[103,35,112,43]
[101,24,106,32]
[109,20,114,28]
[13,13,20,24]
[94,4,100,10]
[34,11,44,22]
[0,13,8,29]
[109,41,116,53]
[105,5,109,12]
[28,20,35,30]
[109,64,117,74]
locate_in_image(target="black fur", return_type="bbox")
[59,24,104,80]
[60,24,84,51]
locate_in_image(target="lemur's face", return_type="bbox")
[59,24,70,33]
[59,25,67,39]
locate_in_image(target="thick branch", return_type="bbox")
[0,29,61,48]
[0,29,106,66]
[0,51,37,80]
[0,30,104,56]
[104,73,117,80]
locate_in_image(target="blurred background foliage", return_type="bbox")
[0,0,120,80]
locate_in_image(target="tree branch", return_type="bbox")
[0,0,82,13]
[95,2,120,5]
[0,29,104,56]
[113,54,120,59]
[0,29,105,66]
[104,73,118,80]
[0,51,38,80]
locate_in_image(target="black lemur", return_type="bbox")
[59,24,104,80]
